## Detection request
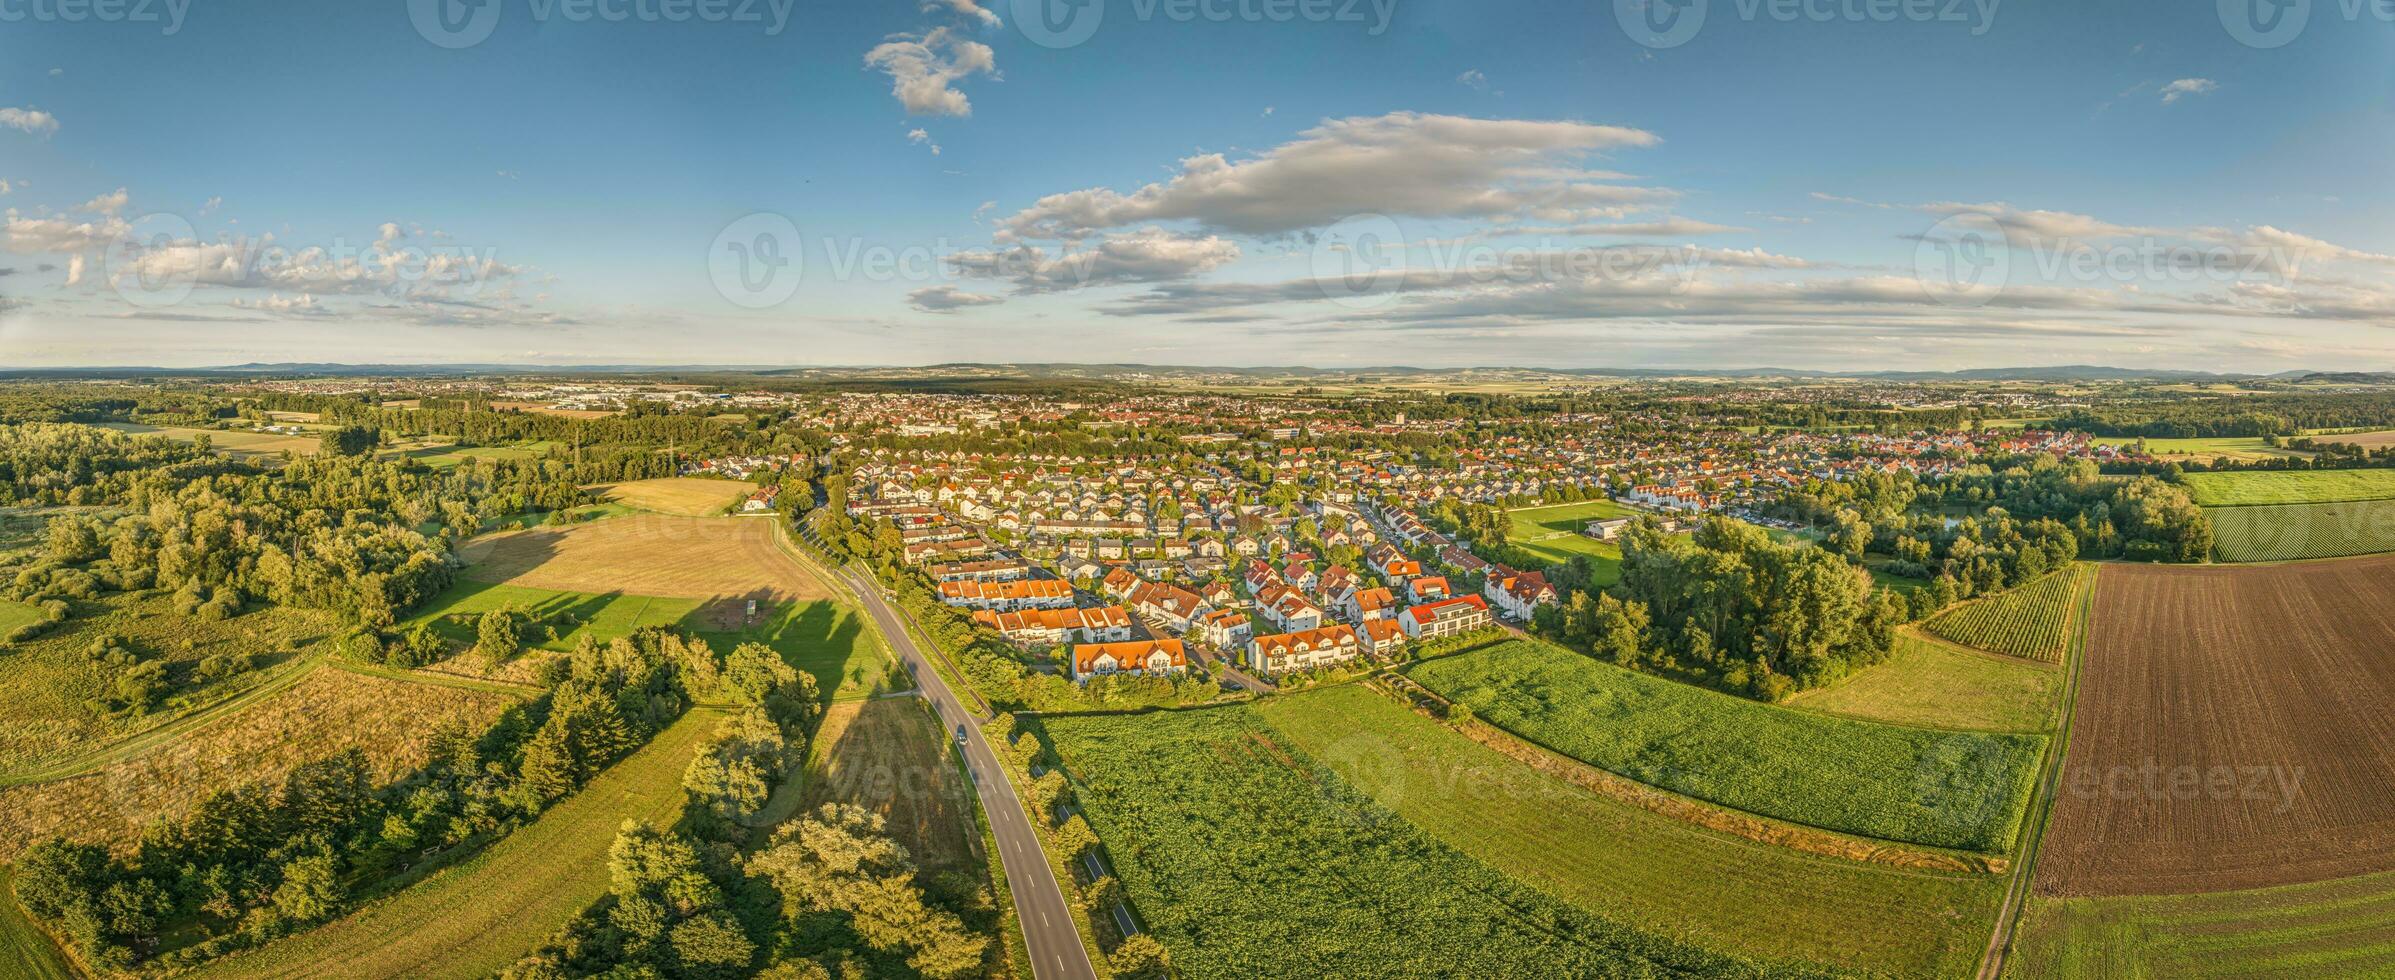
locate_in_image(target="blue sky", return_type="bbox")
[2,0,2391,370]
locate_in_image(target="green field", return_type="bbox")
[2181,469,2395,507]
[403,582,886,703]
[2006,870,2395,978]
[2207,498,2395,562]
[0,869,74,980]
[1923,564,2097,664]
[0,601,42,637]
[191,709,719,980]
[1042,703,1829,980]
[1405,640,2046,853]
[1257,686,2006,978]
[1789,632,2063,733]
[1503,499,1638,579]
[2095,436,2309,463]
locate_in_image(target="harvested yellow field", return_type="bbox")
[491,400,616,419]
[94,422,321,457]
[598,477,755,516]
[0,665,517,860]
[455,515,829,609]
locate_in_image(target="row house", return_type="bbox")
[926,558,1032,583]
[1069,639,1189,683]
[1399,595,1494,639]
[1246,625,1363,675]
[937,577,1075,611]
[972,605,1136,645]
[905,539,989,564]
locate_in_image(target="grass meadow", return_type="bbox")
[190,709,720,980]
[1502,499,1638,580]
[2181,468,2395,507]
[2006,870,2395,978]
[1257,685,2007,978]
[1788,632,2063,733]
[0,869,74,980]
[1404,639,2046,853]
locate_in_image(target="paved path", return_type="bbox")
[827,562,1099,980]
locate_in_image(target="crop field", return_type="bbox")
[1788,632,2063,733]
[191,709,719,980]
[455,515,829,606]
[1923,564,2098,663]
[2207,498,2395,561]
[596,477,755,516]
[0,593,343,777]
[2006,870,2395,978]
[1042,704,1827,980]
[2094,436,2309,464]
[1257,685,2007,978]
[1502,499,1637,580]
[1404,640,2046,853]
[796,698,977,873]
[489,400,616,419]
[2039,558,2395,896]
[92,422,322,457]
[0,665,517,860]
[2181,468,2395,507]
[2311,428,2395,450]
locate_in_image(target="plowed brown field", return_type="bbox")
[2037,556,2395,897]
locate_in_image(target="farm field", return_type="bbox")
[1788,632,2063,733]
[2208,498,2395,562]
[2310,428,2395,450]
[1042,703,1823,980]
[2180,468,2395,507]
[796,697,978,873]
[2038,557,2395,896]
[190,709,720,980]
[0,665,517,860]
[2006,869,2395,978]
[455,514,829,606]
[2094,435,2309,463]
[92,422,321,457]
[489,400,616,419]
[596,477,755,516]
[0,869,74,980]
[400,580,699,655]
[1258,685,2006,978]
[0,593,342,777]
[691,598,888,704]
[1923,563,2098,663]
[1502,499,1637,579]
[1404,640,2046,853]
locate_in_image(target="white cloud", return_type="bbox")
[907,127,942,155]
[1457,69,1488,91]
[951,228,1242,292]
[0,180,11,195]
[2160,78,2218,104]
[4,211,129,254]
[64,253,84,285]
[922,0,1000,27]
[0,107,60,138]
[79,187,130,216]
[997,112,1667,239]
[907,284,1005,312]
[864,27,997,117]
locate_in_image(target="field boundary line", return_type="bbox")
[0,652,329,788]
[1976,563,2102,980]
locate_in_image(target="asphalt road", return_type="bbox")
[832,564,1101,980]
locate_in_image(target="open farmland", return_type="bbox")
[2181,469,2395,507]
[191,709,719,980]
[2006,870,2395,978]
[1041,703,1831,980]
[2094,436,2310,464]
[596,477,755,516]
[2311,429,2395,450]
[692,598,888,704]
[2208,497,2395,561]
[1258,685,2006,977]
[401,581,699,657]
[1924,563,2097,663]
[0,664,517,860]
[0,594,343,777]
[2038,557,2395,896]
[1789,632,2063,733]
[92,422,322,458]
[1404,640,2046,853]
[796,698,979,873]
[455,514,829,606]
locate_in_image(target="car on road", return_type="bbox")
[956,724,969,745]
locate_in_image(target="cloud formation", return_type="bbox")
[865,28,997,117]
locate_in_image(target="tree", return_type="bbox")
[318,425,380,456]
[270,855,345,926]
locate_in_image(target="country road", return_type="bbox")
[816,558,1100,980]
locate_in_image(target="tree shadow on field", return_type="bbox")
[681,596,867,708]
